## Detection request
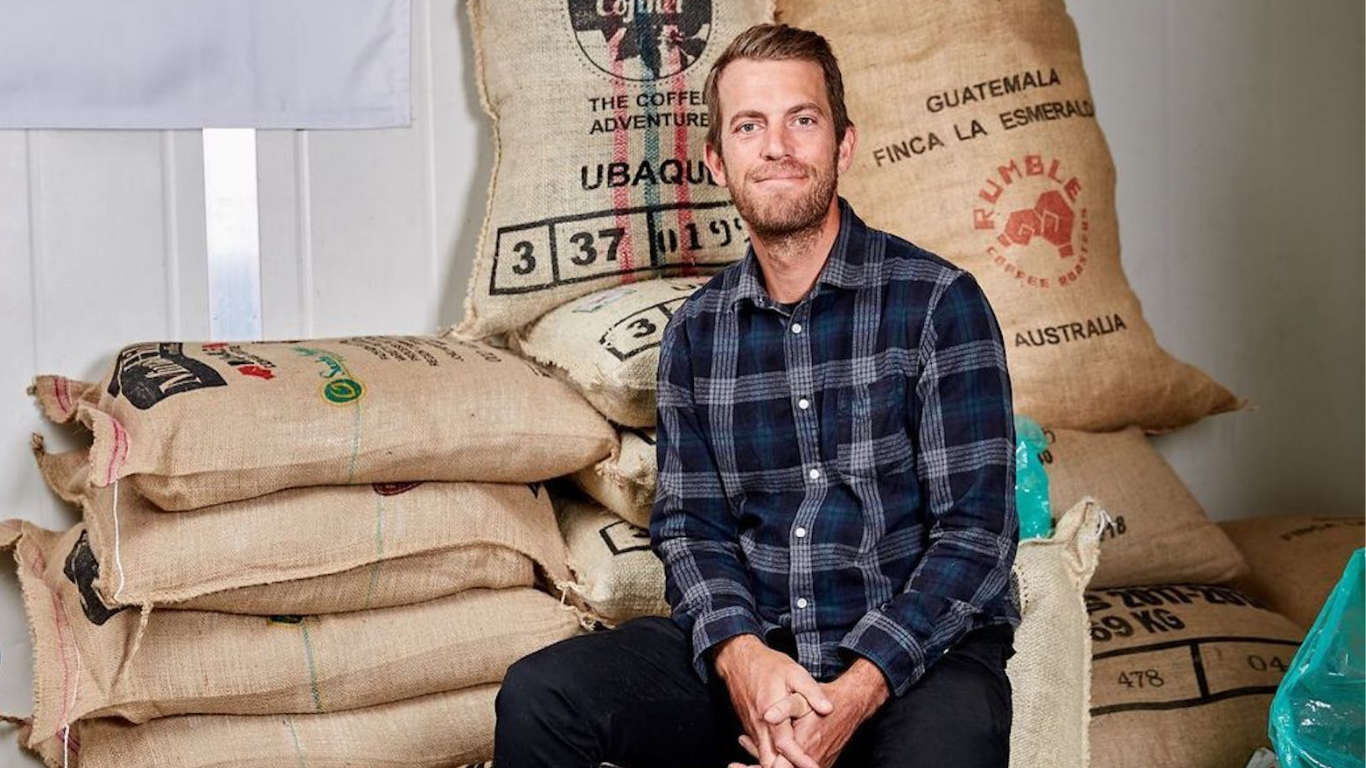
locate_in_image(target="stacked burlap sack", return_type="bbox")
[438,2,1344,767]
[15,335,618,767]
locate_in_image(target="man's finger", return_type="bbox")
[770,718,820,768]
[739,734,760,759]
[786,671,835,715]
[763,692,813,724]
[756,722,778,768]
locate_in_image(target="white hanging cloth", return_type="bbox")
[0,0,410,129]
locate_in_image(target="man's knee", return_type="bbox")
[496,638,591,729]
[865,656,1011,767]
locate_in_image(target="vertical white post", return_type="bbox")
[203,128,262,341]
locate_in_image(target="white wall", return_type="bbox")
[1069,0,1364,522]
[0,0,1361,762]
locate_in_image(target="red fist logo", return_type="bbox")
[1001,190,1075,258]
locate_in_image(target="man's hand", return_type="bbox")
[713,634,834,768]
[735,658,891,768]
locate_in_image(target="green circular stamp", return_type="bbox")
[323,378,364,405]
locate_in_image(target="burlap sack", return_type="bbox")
[56,335,616,509]
[8,521,581,745]
[28,375,98,425]
[570,426,657,528]
[1008,497,1103,768]
[512,277,707,426]
[1087,583,1303,768]
[555,494,669,625]
[33,440,569,614]
[777,0,1243,433]
[1220,515,1364,629]
[1042,425,1247,588]
[23,685,498,768]
[453,0,772,339]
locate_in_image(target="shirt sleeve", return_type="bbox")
[649,310,764,683]
[837,271,1019,697]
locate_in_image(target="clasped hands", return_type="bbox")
[713,635,890,768]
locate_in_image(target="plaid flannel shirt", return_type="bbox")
[649,198,1020,697]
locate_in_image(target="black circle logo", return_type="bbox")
[568,0,712,82]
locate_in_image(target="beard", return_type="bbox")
[727,151,838,241]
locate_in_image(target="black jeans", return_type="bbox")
[493,616,1014,768]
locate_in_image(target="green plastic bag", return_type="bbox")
[1014,415,1051,540]
[1270,548,1365,768]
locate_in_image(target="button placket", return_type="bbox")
[784,300,821,654]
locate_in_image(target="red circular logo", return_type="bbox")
[972,153,1091,289]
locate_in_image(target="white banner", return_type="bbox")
[0,0,410,129]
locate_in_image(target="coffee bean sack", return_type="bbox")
[32,441,569,614]
[1008,498,1104,768]
[1041,425,1247,588]
[6,521,581,746]
[555,493,669,625]
[57,335,615,509]
[571,426,657,528]
[513,277,706,426]
[22,686,499,768]
[1087,583,1303,768]
[454,0,772,338]
[778,0,1242,432]
[1220,515,1364,629]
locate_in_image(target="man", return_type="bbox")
[495,24,1019,768]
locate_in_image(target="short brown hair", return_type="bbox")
[703,24,851,157]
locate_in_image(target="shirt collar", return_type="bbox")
[729,196,871,312]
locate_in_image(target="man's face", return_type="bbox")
[705,58,857,240]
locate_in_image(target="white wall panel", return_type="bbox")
[0,130,208,764]
[0,1,1360,764]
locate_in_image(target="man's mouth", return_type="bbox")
[751,164,810,184]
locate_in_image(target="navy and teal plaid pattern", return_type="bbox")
[649,198,1020,697]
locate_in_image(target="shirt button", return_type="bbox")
[808,468,820,480]
[797,397,810,410]
[796,598,809,609]
[795,527,807,538]
[790,322,803,334]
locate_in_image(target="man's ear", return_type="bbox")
[836,124,858,176]
[704,141,729,188]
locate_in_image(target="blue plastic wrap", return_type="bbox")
[1014,415,1051,540]
[1270,548,1365,768]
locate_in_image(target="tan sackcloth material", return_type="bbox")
[8,520,581,746]
[1087,583,1303,768]
[1007,497,1104,768]
[22,685,498,768]
[28,375,98,425]
[176,546,534,616]
[570,426,657,528]
[451,0,772,339]
[512,277,707,427]
[30,435,88,506]
[56,335,616,509]
[777,0,1243,432]
[1043,425,1247,588]
[33,440,568,614]
[1220,515,1365,629]
[555,494,669,626]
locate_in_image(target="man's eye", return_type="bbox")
[795,116,816,127]
[736,123,758,134]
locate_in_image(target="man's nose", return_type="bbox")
[761,122,793,161]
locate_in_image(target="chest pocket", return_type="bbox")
[835,376,914,480]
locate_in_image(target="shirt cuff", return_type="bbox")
[837,609,929,698]
[688,605,765,683]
